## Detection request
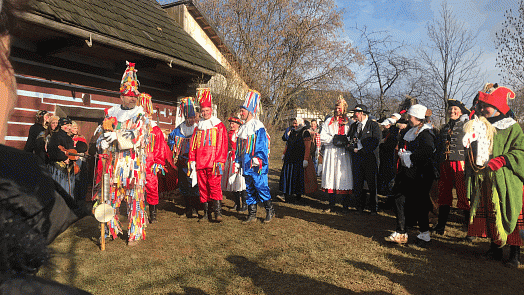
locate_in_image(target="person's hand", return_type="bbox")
[64,158,70,164]
[353,148,358,153]
[234,162,241,173]
[488,156,506,171]
[189,161,196,171]
[104,131,117,143]
[100,140,109,150]
[303,160,308,168]
[252,158,261,167]
[281,154,285,161]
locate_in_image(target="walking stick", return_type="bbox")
[98,118,116,251]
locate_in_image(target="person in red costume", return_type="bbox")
[188,88,228,222]
[139,93,173,224]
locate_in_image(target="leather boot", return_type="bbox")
[199,202,209,222]
[214,200,223,222]
[243,203,257,223]
[432,205,450,235]
[505,246,521,268]
[462,210,474,242]
[484,241,503,261]
[239,191,248,212]
[323,194,336,213]
[232,192,240,211]
[149,205,157,223]
[263,200,275,223]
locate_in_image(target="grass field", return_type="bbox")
[39,131,523,294]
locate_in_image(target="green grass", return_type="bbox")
[39,131,524,294]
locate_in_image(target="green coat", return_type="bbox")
[467,120,524,245]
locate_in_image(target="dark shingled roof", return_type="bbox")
[30,0,221,74]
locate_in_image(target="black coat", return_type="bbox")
[23,123,45,153]
[349,118,381,163]
[47,130,74,163]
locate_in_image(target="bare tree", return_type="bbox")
[418,2,483,121]
[194,0,363,128]
[495,1,524,119]
[353,27,416,117]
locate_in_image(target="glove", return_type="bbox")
[234,162,241,173]
[100,140,109,150]
[303,160,308,168]
[189,161,196,172]
[104,131,117,143]
[252,157,261,167]
[488,156,506,171]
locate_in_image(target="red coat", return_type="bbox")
[146,125,170,205]
[188,118,228,171]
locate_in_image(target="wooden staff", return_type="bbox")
[99,118,116,251]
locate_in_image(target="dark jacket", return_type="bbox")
[23,123,45,153]
[402,128,437,180]
[47,130,74,163]
[436,115,468,164]
[349,118,381,163]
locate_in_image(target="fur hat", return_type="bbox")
[478,86,515,115]
[407,104,427,120]
[197,88,212,109]
[120,61,140,96]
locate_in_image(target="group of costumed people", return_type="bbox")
[24,110,90,206]
[381,83,524,268]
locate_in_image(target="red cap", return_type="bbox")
[478,86,515,115]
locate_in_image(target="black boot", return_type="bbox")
[505,246,521,268]
[243,203,257,223]
[184,196,193,218]
[232,192,240,211]
[239,191,248,212]
[214,200,223,222]
[484,241,503,261]
[323,194,336,213]
[432,205,450,235]
[199,202,210,222]
[263,200,275,223]
[149,205,157,223]
[462,210,474,242]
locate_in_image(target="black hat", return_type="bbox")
[58,117,72,127]
[352,104,369,114]
[447,99,470,115]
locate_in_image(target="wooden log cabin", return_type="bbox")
[6,0,223,150]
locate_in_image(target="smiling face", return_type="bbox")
[229,121,240,131]
[335,104,345,116]
[448,106,462,120]
[201,107,212,120]
[239,108,250,121]
[71,124,78,135]
[61,123,71,133]
[50,119,59,130]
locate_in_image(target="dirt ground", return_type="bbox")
[39,132,524,294]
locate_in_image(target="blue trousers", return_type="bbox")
[244,173,271,205]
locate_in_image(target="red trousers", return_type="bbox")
[197,168,223,203]
[146,169,159,205]
[437,160,469,210]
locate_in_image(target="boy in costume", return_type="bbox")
[235,90,274,223]
[188,89,228,222]
[222,115,248,212]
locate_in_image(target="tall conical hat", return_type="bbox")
[138,93,153,114]
[242,89,261,115]
[180,97,196,118]
[120,61,140,96]
[196,88,212,108]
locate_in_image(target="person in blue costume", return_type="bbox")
[167,97,199,218]
[235,89,274,223]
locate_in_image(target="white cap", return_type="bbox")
[407,104,427,120]
[380,118,393,126]
[391,113,401,121]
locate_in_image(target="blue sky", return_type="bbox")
[337,0,520,84]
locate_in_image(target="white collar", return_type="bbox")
[360,116,368,127]
[238,119,265,139]
[179,121,197,137]
[403,123,432,142]
[197,116,221,130]
[107,105,144,122]
[492,117,516,130]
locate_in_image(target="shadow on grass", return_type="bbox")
[225,255,363,295]
[168,287,209,295]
